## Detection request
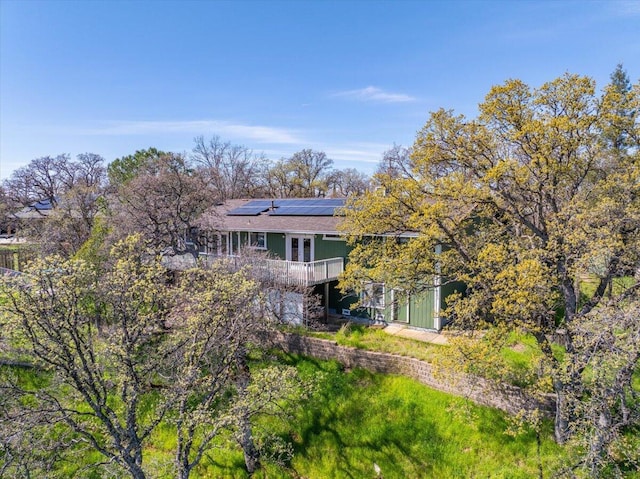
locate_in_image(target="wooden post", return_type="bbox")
[324,282,329,321]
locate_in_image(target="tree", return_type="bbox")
[169,263,310,476]
[107,147,168,189]
[602,63,635,152]
[0,185,15,236]
[339,72,640,453]
[266,149,334,197]
[2,153,107,257]
[40,153,108,257]
[374,144,412,180]
[0,235,310,478]
[561,295,640,476]
[111,152,215,257]
[1,237,172,478]
[191,135,269,200]
[2,155,67,207]
[327,168,370,197]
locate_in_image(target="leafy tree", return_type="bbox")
[191,135,269,200]
[265,159,297,198]
[339,72,640,459]
[602,63,636,152]
[561,296,640,476]
[41,153,108,257]
[327,168,370,197]
[266,149,334,197]
[2,153,107,257]
[0,235,310,478]
[110,152,215,257]
[1,237,171,478]
[107,147,167,188]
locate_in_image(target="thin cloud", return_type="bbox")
[325,147,385,164]
[322,141,399,168]
[260,142,393,170]
[332,86,416,103]
[610,0,640,16]
[68,120,301,144]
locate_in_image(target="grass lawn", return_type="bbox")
[1,355,564,479]
[307,323,443,362]
[304,323,549,389]
[262,354,562,479]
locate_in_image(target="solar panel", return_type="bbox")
[244,200,274,207]
[32,198,55,210]
[227,200,272,216]
[227,198,347,216]
[275,198,345,206]
[269,205,342,216]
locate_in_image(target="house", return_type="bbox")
[13,197,56,220]
[196,198,456,331]
[8,197,56,240]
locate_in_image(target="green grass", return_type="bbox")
[307,324,550,388]
[579,274,636,302]
[309,323,443,362]
[0,245,24,252]
[264,355,562,479]
[1,355,565,478]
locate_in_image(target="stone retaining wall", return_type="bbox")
[271,331,555,416]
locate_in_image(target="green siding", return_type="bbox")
[266,233,286,259]
[409,290,436,329]
[313,235,349,261]
[393,292,410,323]
[370,288,437,330]
[440,280,464,310]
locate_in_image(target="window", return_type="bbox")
[323,233,344,241]
[249,232,267,249]
[361,283,385,309]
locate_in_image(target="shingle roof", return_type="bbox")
[200,198,345,234]
[13,198,56,219]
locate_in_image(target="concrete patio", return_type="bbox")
[383,323,449,345]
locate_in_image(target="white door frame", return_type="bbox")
[285,234,314,262]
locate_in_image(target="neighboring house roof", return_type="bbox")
[13,197,56,220]
[201,198,346,235]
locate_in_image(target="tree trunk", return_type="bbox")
[235,348,261,475]
[124,460,147,479]
[239,413,261,474]
[533,330,572,444]
[553,380,571,444]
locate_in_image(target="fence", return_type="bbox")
[0,249,34,272]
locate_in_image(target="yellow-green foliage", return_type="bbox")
[73,215,111,271]
[339,72,640,472]
[340,72,640,331]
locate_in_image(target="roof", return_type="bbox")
[13,197,56,220]
[200,198,346,235]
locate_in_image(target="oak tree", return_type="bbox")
[2,153,108,257]
[339,72,640,460]
[0,235,310,477]
[191,135,269,200]
[110,152,215,257]
[266,149,334,198]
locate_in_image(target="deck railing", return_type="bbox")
[199,254,344,287]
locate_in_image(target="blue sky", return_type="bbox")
[1,0,638,180]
